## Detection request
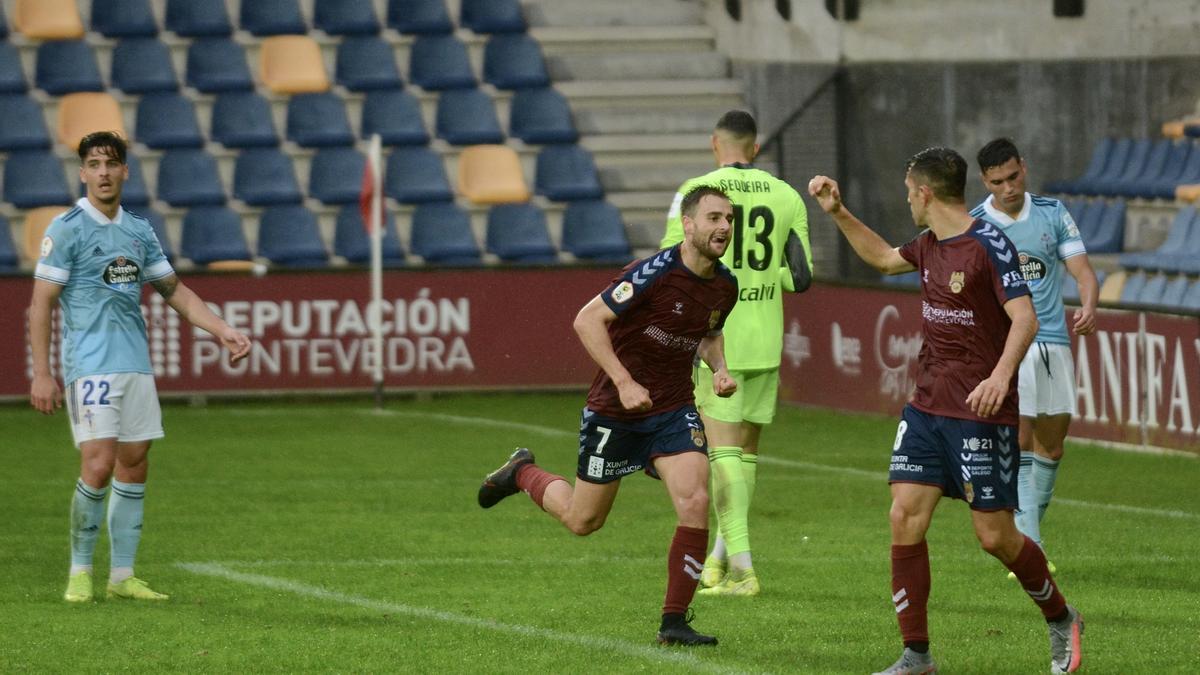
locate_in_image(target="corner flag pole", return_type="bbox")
[367,133,385,408]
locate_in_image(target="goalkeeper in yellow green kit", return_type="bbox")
[660,110,812,596]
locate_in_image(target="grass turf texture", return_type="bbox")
[2,394,1197,673]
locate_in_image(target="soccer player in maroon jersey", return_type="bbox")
[477,186,739,646]
[810,148,1084,674]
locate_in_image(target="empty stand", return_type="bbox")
[36,41,104,95]
[287,93,355,147]
[260,35,330,94]
[138,207,174,260]
[486,203,556,263]
[436,89,504,145]
[0,215,17,269]
[1144,140,1193,200]
[186,38,254,92]
[234,149,303,206]
[387,0,453,34]
[561,200,631,261]
[535,145,604,201]
[0,43,28,93]
[1119,205,1196,272]
[92,0,158,38]
[241,0,307,36]
[1045,138,1112,194]
[409,35,476,90]
[1081,199,1125,253]
[1098,270,1127,304]
[314,0,380,35]
[334,206,406,264]
[122,154,152,207]
[57,92,126,150]
[257,205,329,267]
[1136,272,1168,306]
[181,206,253,264]
[385,146,453,203]
[1159,275,1190,310]
[14,0,85,40]
[5,150,73,208]
[336,36,404,91]
[457,145,530,204]
[309,147,367,204]
[1118,270,1146,305]
[0,3,7,39]
[157,149,226,206]
[166,0,232,37]
[211,92,279,148]
[136,93,204,149]
[22,206,72,263]
[361,89,429,145]
[483,34,549,90]
[0,95,51,150]
[112,38,179,94]
[1077,138,1133,196]
[410,202,481,264]
[509,88,578,144]
[1184,280,1200,312]
[460,0,527,34]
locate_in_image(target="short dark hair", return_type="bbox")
[77,131,127,164]
[976,138,1021,173]
[905,147,967,203]
[715,110,757,141]
[680,185,731,219]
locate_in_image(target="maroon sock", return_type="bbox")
[1006,536,1068,619]
[891,541,931,644]
[662,525,708,614]
[514,464,565,511]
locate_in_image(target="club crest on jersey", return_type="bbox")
[104,256,140,288]
[40,236,53,258]
[708,310,721,330]
[611,281,634,304]
[963,480,975,503]
[691,428,706,447]
[949,271,965,294]
[1018,252,1047,285]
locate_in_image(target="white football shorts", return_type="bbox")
[65,373,164,448]
[1018,342,1077,417]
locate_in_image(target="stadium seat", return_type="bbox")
[436,89,503,145]
[0,43,28,94]
[1186,122,1200,139]
[157,149,226,206]
[0,3,7,39]
[92,0,158,37]
[22,206,72,263]
[166,0,232,37]
[314,0,380,35]
[1183,279,1200,312]
[0,215,18,270]
[483,34,549,90]
[409,35,476,90]
[334,206,406,265]
[257,205,329,267]
[180,206,253,264]
[1118,205,1196,272]
[121,154,152,207]
[1093,138,1150,197]
[260,35,330,94]
[1158,275,1190,309]
[57,92,127,150]
[137,207,174,261]
[535,145,604,201]
[0,95,52,150]
[1097,269,1126,304]
[1060,269,1104,304]
[561,200,631,261]
[1044,138,1113,194]
[234,148,303,206]
[186,38,254,93]
[1165,144,1200,198]
[509,88,578,144]
[112,38,179,94]
[1081,199,1125,253]
[4,151,72,209]
[287,93,355,147]
[1117,270,1146,305]
[387,0,453,34]
[1178,183,1200,203]
[35,41,104,95]
[385,146,453,203]
[309,147,367,204]
[240,0,307,36]
[211,92,279,148]
[13,0,84,39]
[336,36,404,91]
[136,93,204,149]
[1135,272,1168,306]
[1113,138,1171,199]
[1073,138,1132,197]
[486,203,557,263]
[457,145,530,204]
[410,202,481,264]
[361,89,429,145]
[1144,140,1194,200]
[460,0,527,33]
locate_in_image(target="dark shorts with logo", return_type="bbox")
[888,404,1018,511]
[575,404,707,484]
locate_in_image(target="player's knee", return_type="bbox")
[565,514,606,536]
[675,490,709,524]
[80,456,115,486]
[888,501,926,534]
[1043,445,1065,461]
[974,528,1007,556]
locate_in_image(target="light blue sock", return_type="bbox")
[1032,455,1060,527]
[1013,452,1040,546]
[70,479,108,567]
[107,480,145,570]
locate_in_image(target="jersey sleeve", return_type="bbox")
[1055,202,1087,261]
[33,216,75,285]
[600,247,676,316]
[897,233,923,269]
[979,226,1031,304]
[139,219,174,281]
[780,191,813,291]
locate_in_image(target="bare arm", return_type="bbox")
[572,295,650,412]
[28,280,64,414]
[965,294,1038,418]
[697,333,737,398]
[151,274,251,364]
[808,175,914,275]
[1064,254,1098,335]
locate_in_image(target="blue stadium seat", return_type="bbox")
[240,0,307,36]
[112,38,178,94]
[387,0,453,34]
[137,207,173,261]
[385,146,453,203]
[0,43,28,94]
[309,147,366,204]
[1081,199,1125,253]
[410,202,481,264]
[1186,122,1200,139]
[234,148,303,206]
[1113,138,1170,199]
[1118,270,1146,305]
[1044,138,1113,195]
[435,89,503,144]
[334,206,406,265]
[486,203,557,263]
[1060,269,1105,304]
[287,93,355,147]
[4,151,72,208]
[211,92,279,148]
[186,38,254,93]
[36,41,104,95]
[92,0,158,37]
[409,35,476,90]
[1160,142,1200,200]
[136,93,204,149]
[460,0,526,33]
[181,206,253,263]
[1119,205,1196,272]
[509,88,577,144]
[562,200,630,261]
[1135,272,1168,306]
[1090,138,1147,196]
[166,0,232,36]
[535,145,603,201]
[1158,275,1190,309]
[257,205,329,267]
[314,0,380,35]
[483,34,549,90]
[0,3,7,39]
[0,95,51,150]
[0,214,18,269]
[1072,138,1131,197]
[361,89,428,145]
[1143,140,1193,200]
[1183,279,1200,312]
[157,149,226,206]
[121,154,152,207]
[336,36,403,91]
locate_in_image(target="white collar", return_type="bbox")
[77,197,124,225]
[982,192,1030,226]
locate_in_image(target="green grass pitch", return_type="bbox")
[2,393,1197,673]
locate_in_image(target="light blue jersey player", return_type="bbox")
[974,138,1099,571]
[28,131,251,604]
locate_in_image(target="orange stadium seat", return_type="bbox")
[14,0,85,40]
[57,92,127,150]
[22,205,72,263]
[457,145,530,205]
[1177,184,1200,202]
[207,259,258,272]
[1161,118,1200,139]
[1098,270,1127,305]
[260,35,329,94]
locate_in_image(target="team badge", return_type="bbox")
[691,428,706,448]
[949,271,965,294]
[40,236,53,258]
[707,310,721,330]
[611,281,634,304]
[963,480,975,503]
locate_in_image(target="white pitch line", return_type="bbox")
[176,562,739,674]
[1053,497,1199,520]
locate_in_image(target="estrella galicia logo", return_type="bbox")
[103,256,140,289]
[1017,252,1047,288]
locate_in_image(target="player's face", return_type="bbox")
[684,195,734,260]
[980,157,1026,215]
[904,174,930,228]
[79,146,128,205]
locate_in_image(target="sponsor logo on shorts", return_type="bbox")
[587,455,604,478]
[889,454,923,473]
